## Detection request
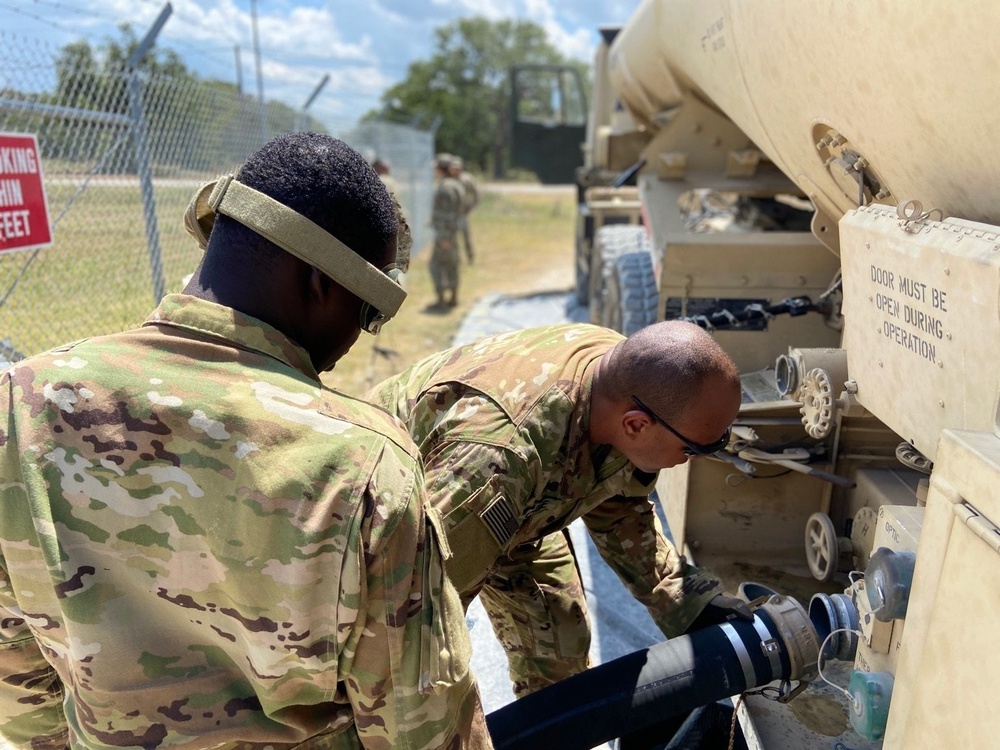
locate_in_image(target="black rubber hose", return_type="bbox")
[485,612,791,750]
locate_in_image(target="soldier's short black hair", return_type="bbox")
[603,321,741,421]
[210,132,396,269]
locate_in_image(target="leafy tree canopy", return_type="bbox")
[366,17,589,177]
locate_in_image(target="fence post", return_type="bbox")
[128,3,173,304]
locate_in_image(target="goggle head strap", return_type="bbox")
[207,175,406,323]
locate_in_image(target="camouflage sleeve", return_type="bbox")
[461,176,479,212]
[416,438,538,601]
[0,388,68,749]
[581,494,723,638]
[431,183,463,236]
[343,443,492,750]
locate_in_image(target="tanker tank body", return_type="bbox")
[587,1,1000,747]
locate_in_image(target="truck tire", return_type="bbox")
[589,225,649,325]
[600,249,659,336]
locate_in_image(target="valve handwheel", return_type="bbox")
[805,511,839,581]
[799,367,835,439]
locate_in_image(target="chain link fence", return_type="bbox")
[0,31,433,365]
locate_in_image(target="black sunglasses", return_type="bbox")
[631,395,731,456]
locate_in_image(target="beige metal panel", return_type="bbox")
[659,400,829,570]
[840,205,1000,460]
[604,0,683,128]
[655,229,843,373]
[610,0,1000,227]
[885,430,1000,748]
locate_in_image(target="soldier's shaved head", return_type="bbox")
[599,320,740,421]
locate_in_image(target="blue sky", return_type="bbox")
[6,0,638,132]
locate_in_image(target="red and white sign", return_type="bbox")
[0,133,53,254]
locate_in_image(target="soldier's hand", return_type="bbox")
[685,593,754,633]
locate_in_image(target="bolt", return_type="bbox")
[853,156,869,171]
[875,188,890,200]
[845,379,859,394]
[938,400,945,408]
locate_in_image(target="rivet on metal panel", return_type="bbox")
[877,361,883,368]
[946,332,952,340]
[944,267,951,275]
[938,400,945,407]
[937,361,944,368]
[865,242,870,249]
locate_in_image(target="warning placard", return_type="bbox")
[0,133,53,254]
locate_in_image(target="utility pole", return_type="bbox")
[234,44,243,95]
[250,0,266,144]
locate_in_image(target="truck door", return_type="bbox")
[509,64,587,184]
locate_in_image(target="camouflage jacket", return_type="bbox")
[367,324,723,638]
[431,178,464,239]
[457,174,478,214]
[0,294,491,750]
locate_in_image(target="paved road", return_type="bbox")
[453,291,667,734]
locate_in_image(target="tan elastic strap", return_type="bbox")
[207,175,406,319]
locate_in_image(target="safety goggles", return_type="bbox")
[631,395,731,456]
[361,265,406,335]
[208,175,408,336]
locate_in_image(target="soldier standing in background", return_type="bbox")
[368,320,752,699]
[0,133,492,750]
[430,153,466,309]
[451,155,479,264]
[373,157,400,197]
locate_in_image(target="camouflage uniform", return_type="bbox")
[0,294,491,750]
[429,175,465,301]
[378,173,401,199]
[456,171,478,262]
[367,324,723,697]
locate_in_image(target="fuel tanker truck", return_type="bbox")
[500,0,1000,747]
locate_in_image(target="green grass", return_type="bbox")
[1,182,202,354]
[1,184,578,400]
[326,187,576,396]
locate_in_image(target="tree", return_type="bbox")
[368,17,588,178]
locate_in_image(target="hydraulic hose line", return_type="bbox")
[486,596,818,750]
